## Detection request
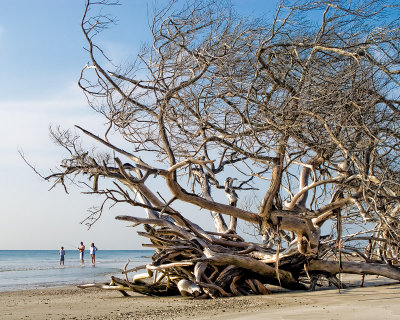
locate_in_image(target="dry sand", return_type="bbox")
[2,276,400,320]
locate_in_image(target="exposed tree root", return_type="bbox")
[78,219,400,298]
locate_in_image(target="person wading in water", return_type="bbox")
[78,242,85,264]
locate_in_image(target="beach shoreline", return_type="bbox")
[0,249,154,293]
[2,276,400,320]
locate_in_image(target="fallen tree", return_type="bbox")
[39,0,400,297]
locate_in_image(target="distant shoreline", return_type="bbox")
[2,278,400,319]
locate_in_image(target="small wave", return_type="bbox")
[94,258,147,264]
[0,264,98,273]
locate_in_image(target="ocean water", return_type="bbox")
[0,250,154,292]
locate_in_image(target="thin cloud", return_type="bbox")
[0,94,104,169]
[0,82,88,113]
[0,99,87,113]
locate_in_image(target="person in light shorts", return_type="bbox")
[90,243,98,265]
[78,242,85,264]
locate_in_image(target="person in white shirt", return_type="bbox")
[90,243,98,265]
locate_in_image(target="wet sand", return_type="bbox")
[1,276,400,319]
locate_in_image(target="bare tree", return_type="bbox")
[44,0,400,297]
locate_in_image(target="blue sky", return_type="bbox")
[0,0,278,249]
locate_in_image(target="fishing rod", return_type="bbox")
[63,243,80,250]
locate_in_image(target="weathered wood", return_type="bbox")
[177,279,201,297]
[308,260,400,280]
[200,250,303,290]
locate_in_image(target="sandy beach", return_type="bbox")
[2,276,400,320]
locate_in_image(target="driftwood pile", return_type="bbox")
[78,213,400,298]
[79,219,305,297]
